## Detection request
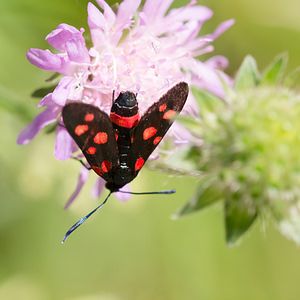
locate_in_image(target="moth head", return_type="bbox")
[114,91,138,109]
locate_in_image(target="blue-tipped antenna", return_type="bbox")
[117,189,175,195]
[61,189,175,243]
[62,192,112,243]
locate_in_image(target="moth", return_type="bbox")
[61,82,189,242]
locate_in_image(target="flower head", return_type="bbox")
[173,54,300,246]
[18,0,234,204]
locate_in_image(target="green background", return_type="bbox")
[1,0,300,299]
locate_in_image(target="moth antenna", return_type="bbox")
[117,189,176,195]
[62,192,112,244]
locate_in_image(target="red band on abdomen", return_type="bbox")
[110,112,140,128]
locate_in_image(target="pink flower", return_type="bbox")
[18,0,234,205]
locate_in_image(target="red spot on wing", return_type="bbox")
[163,110,176,119]
[159,103,167,112]
[84,113,94,122]
[143,127,157,140]
[94,132,108,144]
[135,157,144,171]
[92,166,104,176]
[92,161,111,175]
[153,136,162,145]
[115,133,119,141]
[86,147,96,155]
[101,160,111,173]
[75,124,89,136]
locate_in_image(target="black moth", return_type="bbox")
[61,82,189,242]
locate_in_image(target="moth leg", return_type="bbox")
[72,157,92,170]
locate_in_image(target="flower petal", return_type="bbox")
[188,60,230,98]
[26,49,62,72]
[95,0,116,25]
[209,19,235,39]
[54,126,74,161]
[205,55,229,70]
[168,5,213,23]
[52,76,74,106]
[142,0,173,22]
[182,93,199,117]
[171,122,194,144]
[92,177,106,199]
[88,2,107,47]
[17,106,60,145]
[116,0,141,29]
[37,93,55,107]
[88,2,107,29]
[46,23,84,51]
[64,166,90,209]
[66,38,90,63]
[114,184,131,202]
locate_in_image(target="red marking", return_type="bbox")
[115,133,119,141]
[153,136,162,145]
[110,112,140,128]
[101,160,111,173]
[159,103,167,112]
[94,132,108,144]
[92,166,104,176]
[75,124,88,136]
[84,113,94,122]
[143,127,157,140]
[163,110,176,119]
[86,147,96,155]
[135,157,144,171]
[131,136,133,144]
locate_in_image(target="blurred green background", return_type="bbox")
[1,0,300,299]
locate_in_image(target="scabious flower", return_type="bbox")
[18,0,234,205]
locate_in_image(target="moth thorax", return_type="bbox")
[110,91,140,129]
[111,91,138,117]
